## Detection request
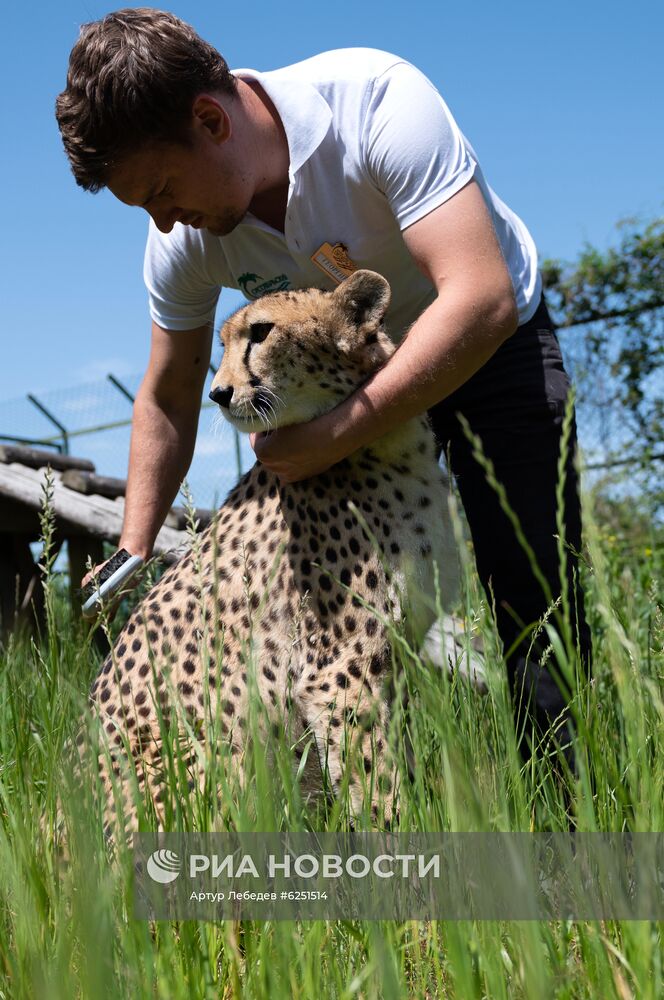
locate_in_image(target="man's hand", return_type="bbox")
[80,549,144,622]
[250,413,346,482]
[80,557,126,622]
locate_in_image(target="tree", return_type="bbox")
[542,216,664,464]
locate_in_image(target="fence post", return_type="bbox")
[107,373,136,404]
[26,394,69,455]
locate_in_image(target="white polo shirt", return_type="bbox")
[144,48,541,339]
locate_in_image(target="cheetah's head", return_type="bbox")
[209,270,394,432]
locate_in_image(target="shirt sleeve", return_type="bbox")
[143,220,223,331]
[361,61,477,231]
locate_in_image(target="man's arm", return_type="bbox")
[252,179,519,480]
[119,320,213,559]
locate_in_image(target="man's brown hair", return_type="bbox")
[56,8,237,192]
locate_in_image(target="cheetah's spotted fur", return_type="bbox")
[85,271,459,835]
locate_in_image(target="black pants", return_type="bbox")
[428,296,591,766]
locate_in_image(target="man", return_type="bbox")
[56,8,590,765]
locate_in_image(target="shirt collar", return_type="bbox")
[233,67,333,178]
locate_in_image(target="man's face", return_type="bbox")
[107,130,253,237]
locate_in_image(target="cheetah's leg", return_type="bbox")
[89,702,250,846]
[293,655,398,827]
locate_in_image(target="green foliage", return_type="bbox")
[543,216,664,456]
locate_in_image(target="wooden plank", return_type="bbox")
[0,463,188,558]
[59,476,214,528]
[0,445,95,473]
[61,470,127,499]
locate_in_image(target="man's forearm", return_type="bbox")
[324,285,518,458]
[252,181,522,483]
[119,388,200,558]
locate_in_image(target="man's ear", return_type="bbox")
[191,93,232,144]
[333,270,391,331]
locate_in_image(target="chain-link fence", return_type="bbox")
[1,356,661,518]
[0,367,255,511]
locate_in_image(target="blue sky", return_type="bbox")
[1,0,662,498]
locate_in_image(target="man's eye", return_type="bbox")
[249,322,274,344]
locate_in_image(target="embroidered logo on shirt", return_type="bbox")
[311,242,358,284]
[238,272,291,299]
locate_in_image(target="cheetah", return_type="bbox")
[84,270,462,836]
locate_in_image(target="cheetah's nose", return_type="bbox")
[209,385,234,408]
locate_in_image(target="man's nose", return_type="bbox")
[147,206,178,234]
[209,385,234,408]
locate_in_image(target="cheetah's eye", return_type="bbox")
[249,322,274,344]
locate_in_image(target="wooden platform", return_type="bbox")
[0,445,214,634]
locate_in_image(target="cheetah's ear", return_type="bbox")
[333,270,391,334]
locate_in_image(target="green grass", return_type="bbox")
[0,477,662,1000]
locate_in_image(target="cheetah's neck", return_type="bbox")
[346,414,438,472]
